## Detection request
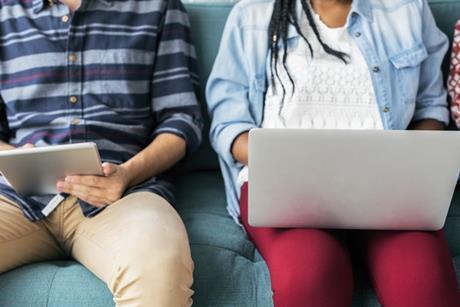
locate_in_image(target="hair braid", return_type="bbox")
[268,0,283,89]
[281,0,294,92]
[299,0,349,63]
[268,0,350,114]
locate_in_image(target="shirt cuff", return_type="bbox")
[214,122,257,164]
[412,105,450,126]
[152,118,202,153]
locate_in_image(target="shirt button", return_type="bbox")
[71,118,81,125]
[355,32,361,37]
[68,53,77,63]
[373,66,380,73]
[69,96,78,104]
[383,106,390,113]
[61,15,69,23]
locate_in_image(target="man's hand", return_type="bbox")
[20,143,35,149]
[56,133,186,207]
[0,142,34,151]
[56,163,131,207]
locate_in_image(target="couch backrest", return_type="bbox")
[182,1,233,171]
[182,0,460,172]
[429,0,460,72]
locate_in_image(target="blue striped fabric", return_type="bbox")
[0,0,203,221]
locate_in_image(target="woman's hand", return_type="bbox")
[410,118,445,130]
[56,162,131,207]
[232,132,249,165]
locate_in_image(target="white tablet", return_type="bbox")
[0,142,103,196]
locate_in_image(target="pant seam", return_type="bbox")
[72,230,120,295]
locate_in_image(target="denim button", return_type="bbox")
[373,66,380,73]
[383,106,390,113]
[355,32,361,37]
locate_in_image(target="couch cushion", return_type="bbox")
[175,171,273,307]
[428,0,460,76]
[0,261,113,307]
[429,0,460,42]
[444,187,460,257]
[0,171,273,307]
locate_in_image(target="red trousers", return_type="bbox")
[240,183,460,307]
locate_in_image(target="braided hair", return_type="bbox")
[268,0,350,112]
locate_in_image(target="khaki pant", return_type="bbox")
[0,192,194,307]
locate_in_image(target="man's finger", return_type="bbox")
[21,143,35,149]
[57,181,109,207]
[102,162,117,176]
[65,175,106,188]
[57,181,105,199]
[82,196,108,208]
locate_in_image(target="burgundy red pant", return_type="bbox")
[240,183,460,307]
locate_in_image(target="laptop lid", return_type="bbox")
[248,129,460,230]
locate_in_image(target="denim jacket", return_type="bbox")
[206,0,450,223]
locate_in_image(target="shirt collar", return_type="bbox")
[350,0,373,22]
[32,0,47,13]
[287,0,373,39]
[33,0,112,14]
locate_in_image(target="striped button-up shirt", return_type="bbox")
[0,0,203,221]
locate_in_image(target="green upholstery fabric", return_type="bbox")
[176,172,273,307]
[0,172,273,307]
[0,1,459,306]
[430,0,460,42]
[429,0,460,75]
[0,261,114,307]
[181,3,229,172]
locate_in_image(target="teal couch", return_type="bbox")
[0,1,459,306]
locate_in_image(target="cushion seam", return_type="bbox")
[45,267,60,307]
[190,242,259,261]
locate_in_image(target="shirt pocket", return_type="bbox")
[96,50,154,110]
[389,44,428,105]
[286,36,301,53]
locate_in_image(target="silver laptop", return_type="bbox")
[248,129,460,230]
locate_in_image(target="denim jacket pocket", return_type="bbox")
[389,44,428,105]
[285,36,301,53]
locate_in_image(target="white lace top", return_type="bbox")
[238,8,383,185]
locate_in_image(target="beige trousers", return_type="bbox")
[0,192,194,307]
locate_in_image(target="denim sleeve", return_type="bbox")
[0,96,10,143]
[206,6,257,164]
[151,0,203,153]
[412,0,450,125]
